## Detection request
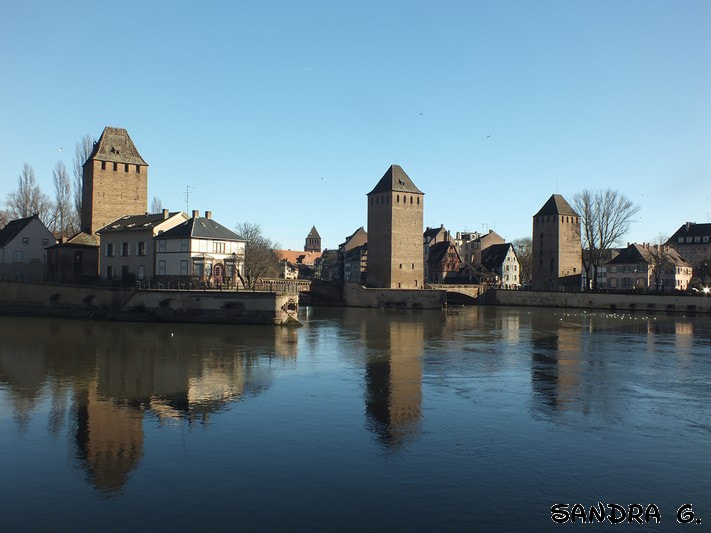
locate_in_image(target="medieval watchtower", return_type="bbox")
[366,165,424,289]
[81,127,148,235]
[304,226,321,252]
[531,194,582,290]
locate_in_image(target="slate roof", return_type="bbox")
[669,222,711,242]
[156,217,244,241]
[481,243,514,270]
[534,194,578,217]
[307,226,321,239]
[0,215,40,247]
[424,226,446,242]
[607,243,690,267]
[48,231,99,248]
[367,165,424,195]
[96,212,182,234]
[428,241,458,263]
[86,127,148,166]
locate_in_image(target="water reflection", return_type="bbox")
[0,318,297,493]
[361,314,425,449]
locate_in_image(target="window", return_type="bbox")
[106,243,114,257]
[704,236,709,243]
[101,161,106,170]
[678,237,684,243]
[14,251,23,263]
[181,238,189,252]
[214,241,225,254]
[194,259,204,276]
[107,266,114,279]
[137,265,145,280]
[124,164,129,172]
[158,240,166,253]
[113,162,118,171]
[136,165,141,173]
[121,242,130,256]
[399,263,403,269]
[417,197,419,205]
[42,239,49,246]
[686,237,692,243]
[410,196,413,204]
[695,236,701,243]
[608,266,616,273]
[180,260,188,276]
[412,263,414,269]
[158,260,166,276]
[397,195,399,203]
[137,241,146,256]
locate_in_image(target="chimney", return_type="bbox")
[192,210,199,219]
[205,211,212,219]
[162,209,169,219]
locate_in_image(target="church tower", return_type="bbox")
[366,165,424,288]
[304,226,321,252]
[81,127,148,235]
[531,194,582,290]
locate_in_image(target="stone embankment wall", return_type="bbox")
[484,289,711,314]
[343,282,446,309]
[0,282,298,324]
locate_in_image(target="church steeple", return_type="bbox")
[304,226,321,252]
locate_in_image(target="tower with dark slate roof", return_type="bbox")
[304,226,321,252]
[366,165,424,288]
[531,194,582,290]
[81,127,148,235]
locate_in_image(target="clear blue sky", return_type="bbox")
[1,1,709,250]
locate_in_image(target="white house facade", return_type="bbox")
[0,215,56,281]
[154,211,246,287]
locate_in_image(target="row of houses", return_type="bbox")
[0,210,246,287]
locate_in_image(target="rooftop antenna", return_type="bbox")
[185,185,193,214]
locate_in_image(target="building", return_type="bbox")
[481,243,520,289]
[668,222,711,283]
[532,194,582,291]
[366,165,424,289]
[274,250,322,280]
[96,210,188,283]
[304,226,321,253]
[461,230,504,265]
[605,243,692,292]
[338,227,368,282]
[154,211,245,287]
[81,127,148,235]
[47,232,100,284]
[0,215,56,281]
[423,225,451,282]
[426,241,461,284]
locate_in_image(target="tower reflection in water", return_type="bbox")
[355,310,425,449]
[0,318,296,494]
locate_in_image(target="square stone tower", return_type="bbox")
[366,165,424,288]
[81,127,148,235]
[532,194,582,290]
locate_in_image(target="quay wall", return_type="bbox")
[343,282,446,309]
[484,289,711,314]
[0,281,298,324]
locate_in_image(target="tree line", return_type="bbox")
[0,135,94,237]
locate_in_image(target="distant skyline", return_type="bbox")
[1,1,709,250]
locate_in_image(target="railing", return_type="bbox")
[135,278,310,294]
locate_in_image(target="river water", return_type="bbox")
[0,306,709,532]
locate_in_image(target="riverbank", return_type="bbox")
[0,281,299,325]
[483,288,711,314]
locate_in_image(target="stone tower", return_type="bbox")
[304,226,321,252]
[366,165,424,288]
[81,127,148,235]
[532,194,582,290]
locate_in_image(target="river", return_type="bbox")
[0,306,709,531]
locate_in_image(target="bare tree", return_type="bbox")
[53,161,76,237]
[513,237,532,287]
[0,209,9,229]
[72,135,94,225]
[574,189,640,291]
[151,196,163,213]
[5,163,55,229]
[235,221,280,288]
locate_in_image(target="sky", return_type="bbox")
[1,1,710,250]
